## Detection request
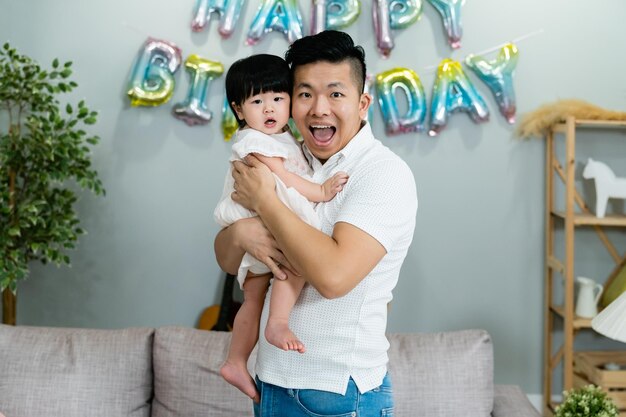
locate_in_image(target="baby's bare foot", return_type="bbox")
[220,360,259,402]
[265,318,306,353]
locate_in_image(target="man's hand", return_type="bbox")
[214,217,295,280]
[231,155,276,213]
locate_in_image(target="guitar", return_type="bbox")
[198,273,241,331]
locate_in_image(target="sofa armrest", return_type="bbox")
[492,385,541,417]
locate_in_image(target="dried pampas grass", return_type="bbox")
[515,99,626,139]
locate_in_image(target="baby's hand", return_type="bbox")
[322,171,349,201]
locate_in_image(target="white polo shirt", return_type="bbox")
[255,122,418,395]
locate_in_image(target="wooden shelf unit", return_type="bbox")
[543,116,626,417]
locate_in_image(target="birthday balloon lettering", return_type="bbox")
[221,95,239,141]
[427,0,463,49]
[127,38,182,107]
[429,59,489,136]
[465,43,519,124]
[376,67,427,135]
[363,73,376,124]
[172,55,224,126]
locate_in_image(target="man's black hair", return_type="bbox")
[225,54,291,128]
[284,30,366,93]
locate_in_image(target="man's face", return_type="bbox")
[291,61,371,162]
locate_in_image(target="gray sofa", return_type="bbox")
[0,325,539,417]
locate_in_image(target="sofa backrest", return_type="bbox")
[0,324,154,417]
[0,325,494,417]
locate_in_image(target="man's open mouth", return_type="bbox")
[309,125,336,143]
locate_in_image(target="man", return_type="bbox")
[214,30,417,417]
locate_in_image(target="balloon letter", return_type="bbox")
[465,43,519,124]
[429,59,489,136]
[427,0,463,49]
[363,73,376,124]
[311,0,361,35]
[373,0,422,58]
[127,38,182,107]
[191,0,245,38]
[222,95,239,141]
[376,67,427,135]
[247,0,304,45]
[172,55,224,126]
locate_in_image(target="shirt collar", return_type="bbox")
[302,121,374,170]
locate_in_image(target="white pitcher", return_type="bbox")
[575,277,604,318]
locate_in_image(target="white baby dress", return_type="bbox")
[214,128,320,288]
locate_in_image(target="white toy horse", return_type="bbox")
[582,158,626,218]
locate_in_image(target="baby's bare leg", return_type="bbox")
[220,273,270,402]
[265,275,306,353]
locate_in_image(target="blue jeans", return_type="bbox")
[253,373,394,417]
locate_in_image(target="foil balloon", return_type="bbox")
[172,55,224,126]
[191,0,245,38]
[310,0,361,35]
[127,38,182,107]
[287,118,302,141]
[247,0,304,45]
[363,73,375,124]
[373,0,423,58]
[376,67,426,135]
[429,59,489,136]
[427,0,463,49]
[465,43,519,124]
[222,95,239,141]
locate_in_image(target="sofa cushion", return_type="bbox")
[0,324,153,417]
[152,326,256,417]
[388,329,494,417]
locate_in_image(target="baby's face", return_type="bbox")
[233,91,290,135]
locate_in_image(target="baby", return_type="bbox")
[214,54,348,401]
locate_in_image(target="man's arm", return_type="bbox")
[231,157,386,299]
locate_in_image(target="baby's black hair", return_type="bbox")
[225,54,291,128]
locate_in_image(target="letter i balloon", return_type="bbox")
[127,38,182,107]
[172,55,224,126]
[247,0,304,45]
[310,0,361,35]
[429,59,489,136]
[465,43,519,124]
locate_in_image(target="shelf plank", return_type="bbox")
[551,305,593,329]
[552,120,626,132]
[552,211,626,226]
[547,255,565,276]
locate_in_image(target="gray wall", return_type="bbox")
[2,0,626,395]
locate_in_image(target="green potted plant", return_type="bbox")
[555,384,619,417]
[0,42,104,325]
